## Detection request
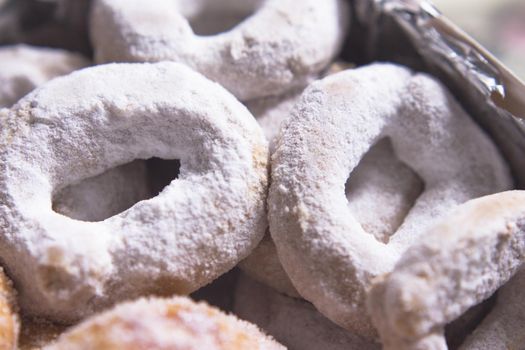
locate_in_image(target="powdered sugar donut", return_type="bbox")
[90,0,349,100]
[240,63,424,298]
[0,268,19,349]
[234,273,379,350]
[45,296,284,350]
[0,45,88,108]
[269,63,512,338]
[0,62,268,322]
[367,191,525,350]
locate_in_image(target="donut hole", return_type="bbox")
[345,138,424,243]
[52,158,181,222]
[183,0,264,36]
[146,158,181,196]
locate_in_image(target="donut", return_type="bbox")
[367,191,525,349]
[241,63,423,297]
[269,63,513,337]
[0,62,268,322]
[460,268,525,350]
[45,296,284,350]
[90,0,349,100]
[234,273,379,350]
[0,268,19,349]
[0,45,88,108]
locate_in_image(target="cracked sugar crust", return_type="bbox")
[269,63,512,338]
[368,191,525,350]
[0,62,269,323]
[0,44,89,108]
[90,0,349,100]
[45,296,284,350]
[234,273,380,350]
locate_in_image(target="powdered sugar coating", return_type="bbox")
[367,191,525,350]
[241,63,423,298]
[234,273,379,350]
[0,62,268,322]
[0,45,150,223]
[0,45,88,108]
[241,138,424,298]
[269,63,512,338]
[90,0,349,100]
[46,296,284,350]
[240,89,304,297]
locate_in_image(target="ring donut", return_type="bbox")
[90,0,349,100]
[241,63,416,298]
[269,63,512,337]
[367,191,525,350]
[0,44,88,108]
[0,62,268,322]
[46,296,284,350]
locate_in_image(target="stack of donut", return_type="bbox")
[0,1,523,349]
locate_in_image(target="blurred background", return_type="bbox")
[433,0,525,80]
[0,0,524,81]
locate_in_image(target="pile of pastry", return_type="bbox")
[0,0,523,349]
